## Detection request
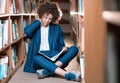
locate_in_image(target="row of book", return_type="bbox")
[0,47,17,80]
[0,0,7,15]
[11,19,19,41]
[78,0,84,14]
[0,20,9,49]
[0,19,28,50]
[0,0,36,15]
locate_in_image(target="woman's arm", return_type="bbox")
[24,20,41,38]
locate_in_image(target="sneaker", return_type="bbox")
[70,71,81,82]
[65,71,81,82]
[36,69,49,79]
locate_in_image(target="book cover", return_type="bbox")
[12,20,19,40]
[14,20,19,39]
[0,57,4,80]
[15,0,20,14]
[3,56,8,78]
[0,0,7,14]
[22,19,27,35]
[3,20,8,46]
[13,0,17,14]
[0,55,8,79]
[9,19,13,43]
[11,47,17,69]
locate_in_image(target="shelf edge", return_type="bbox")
[102,11,120,26]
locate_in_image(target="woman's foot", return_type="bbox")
[65,71,81,82]
[36,69,50,79]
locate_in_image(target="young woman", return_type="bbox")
[23,1,81,82]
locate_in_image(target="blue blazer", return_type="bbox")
[23,20,65,73]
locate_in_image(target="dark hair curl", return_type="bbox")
[37,1,60,22]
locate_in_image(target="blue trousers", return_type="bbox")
[33,46,78,73]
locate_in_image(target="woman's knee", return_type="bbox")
[33,55,42,66]
[69,46,78,54]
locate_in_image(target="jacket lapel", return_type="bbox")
[48,24,54,49]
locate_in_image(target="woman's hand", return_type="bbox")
[62,46,68,53]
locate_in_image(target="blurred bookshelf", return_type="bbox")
[0,0,37,82]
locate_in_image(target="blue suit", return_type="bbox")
[23,20,78,73]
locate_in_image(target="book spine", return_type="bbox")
[3,56,8,78]
[0,56,9,80]
[0,23,3,49]
[3,20,9,46]
[0,58,4,80]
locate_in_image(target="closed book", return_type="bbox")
[3,20,8,46]
[0,23,3,49]
[0,57,4,80]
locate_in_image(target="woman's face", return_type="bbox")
[41,13,53,27]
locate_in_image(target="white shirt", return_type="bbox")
[39,26,50,51]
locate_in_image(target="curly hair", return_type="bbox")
[37,1,60,22]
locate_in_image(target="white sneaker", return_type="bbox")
[36,69,48,79]
[70,71,81,82]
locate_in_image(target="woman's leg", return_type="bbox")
[34,46,80,81]
[54,46,81,81]
[34,54,66,78]
[34,46,78,71]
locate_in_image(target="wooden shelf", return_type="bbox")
[51,0,69,3]
[0,13,36,18]
[0,45,10,53]
[103,11,120,26]
[11,38,22,45]
[84,0,119,83]
[11,60,24,76]
[0,60,24,83]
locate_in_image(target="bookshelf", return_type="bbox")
[70,0,85,81]
[84,0,106,83]
[84,0,119,83]
[0,0,37,83]
[70,0,119,83]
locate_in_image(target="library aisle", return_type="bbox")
[8,35,80,83]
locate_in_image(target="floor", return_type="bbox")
[8,35,81,83]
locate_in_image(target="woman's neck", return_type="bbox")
[41,25,48,28]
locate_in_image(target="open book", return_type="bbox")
[38,48,66,62]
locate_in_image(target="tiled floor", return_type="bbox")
[9,35,81,83]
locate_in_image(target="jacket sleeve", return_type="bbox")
[24,20,41,38]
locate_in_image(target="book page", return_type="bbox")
[38,48,66,62]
